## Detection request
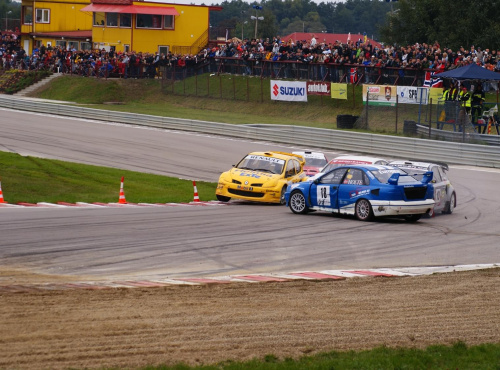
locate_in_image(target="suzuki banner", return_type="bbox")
[270,80,308,102]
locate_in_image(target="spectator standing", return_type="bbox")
[471,84,486,125]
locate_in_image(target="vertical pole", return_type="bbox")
[395,93,399,134]
[352,83,355,109]
[260,77,263,103]
[365,90,369,130]
[429,98,432,138]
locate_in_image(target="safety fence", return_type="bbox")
[1,94,499,168]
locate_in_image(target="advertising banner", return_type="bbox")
[362,85,397,106]
[270,80,308,102]
[306,82,331,96]
[428,87,445,105]
[331,83,348,100]
[397,86,429,105]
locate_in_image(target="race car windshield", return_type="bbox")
[305,157,328,167]
[237,155,285,174]
[371,168,408,183]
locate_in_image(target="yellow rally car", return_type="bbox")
[216,151,307,204]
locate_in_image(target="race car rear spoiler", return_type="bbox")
[388,171,433,185]
[408,159,449,171]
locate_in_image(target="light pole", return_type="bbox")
[5,10,12,31]
[250,5,263,39]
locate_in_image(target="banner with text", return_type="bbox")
[397,86,429,105]
[428,87,445,105]
[306,82,331,96]
[331,83,348,100]
[362,85,397,106]
[271,80,308,102]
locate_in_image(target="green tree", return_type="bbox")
[379,0,500,50]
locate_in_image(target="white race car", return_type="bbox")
[389,160,456,215]
[309,155,388,181]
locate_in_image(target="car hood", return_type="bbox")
[228,168,281,182]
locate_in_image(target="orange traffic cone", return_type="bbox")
[118,176,127,204]
[0,179,6,204]
[192,180,200,202]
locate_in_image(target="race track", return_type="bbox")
[0,108,499,281]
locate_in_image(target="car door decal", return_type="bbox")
[317,185,331,206]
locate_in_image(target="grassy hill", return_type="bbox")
[31,75,364,130]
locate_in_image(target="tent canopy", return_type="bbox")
[437,63,500,81]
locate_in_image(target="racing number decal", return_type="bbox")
[317,186,331,206]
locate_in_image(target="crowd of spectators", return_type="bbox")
[2,31,500,85]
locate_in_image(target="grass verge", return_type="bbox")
[145,342,499,369]
[0,151,216,204]
[31,75,500,135]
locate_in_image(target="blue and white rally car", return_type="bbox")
[285,164,435,222]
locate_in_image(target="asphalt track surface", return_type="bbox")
[0,108,499,281]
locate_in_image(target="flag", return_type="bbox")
[347,32,351,42]
[363,32,367,43]
[423,71,443,88]
[350,68,358,84]
[225,28,228,42]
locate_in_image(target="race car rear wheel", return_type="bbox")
[443,192,456,214]
[216,195,231,202]
[355,199,373,221]
[404,214,422,222]
[280,186,287,205]
[289,190,309,214]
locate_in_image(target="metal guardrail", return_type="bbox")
[415,124,500,146]
[1,95,499,168]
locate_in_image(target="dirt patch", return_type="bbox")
[1,268,499,369]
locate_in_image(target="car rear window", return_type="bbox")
[304,157,328,167]
[371,168,408,183]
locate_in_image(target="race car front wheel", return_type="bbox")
[216,195,231,202]
[355,199,373,221]
[280,186,287,205]
[289,190,309,214]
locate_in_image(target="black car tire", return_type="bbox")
[216,195,231,202]
[280,186,287,205]
[443,192,456,214]
[289,190,309,214]
[355,199,373,221]
[404,214,422,222]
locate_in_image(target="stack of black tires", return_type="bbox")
[337,115,359,129]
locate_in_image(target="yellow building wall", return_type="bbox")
[90,4,210,54]
[21,0,91,33]
[21,0,92,53]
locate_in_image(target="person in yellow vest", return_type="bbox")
[471,84,485,124]
[459,86,471,115]
[443,82,458,121]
